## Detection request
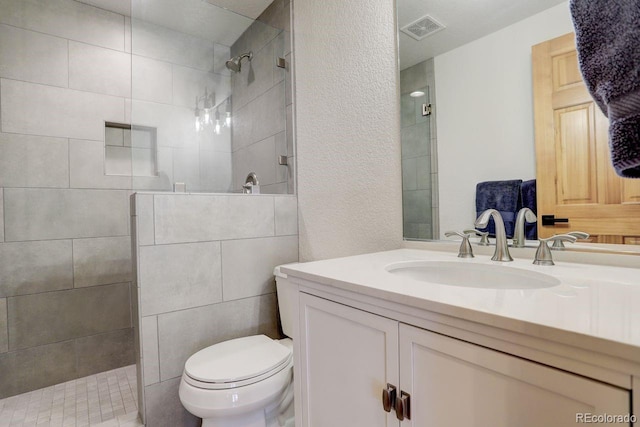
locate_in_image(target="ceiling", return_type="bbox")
[75,0,274,46]
[397,0,569,69]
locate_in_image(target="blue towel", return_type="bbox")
[521,179,537,240]
[570,0,640,178]
[475,180,522,238]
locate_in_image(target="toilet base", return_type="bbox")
[200,379,294,427]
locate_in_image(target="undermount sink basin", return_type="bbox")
[386,261,560,289]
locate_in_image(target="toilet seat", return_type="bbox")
[183,335,292,390]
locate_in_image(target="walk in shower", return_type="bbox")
[400,59,439,240]
[0,0,293,425]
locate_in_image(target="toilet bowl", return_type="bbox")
[179,265,297,427]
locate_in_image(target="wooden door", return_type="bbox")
[298,293,399,426]
[532,33,640,242]
[399,323,630,426]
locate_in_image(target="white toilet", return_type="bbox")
[179,266,297,427]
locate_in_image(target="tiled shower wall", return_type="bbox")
[400,59,439,240]
[0,0,236,399]
[131,193,299,426]
[0,0,135,399]
[231,0,295,194]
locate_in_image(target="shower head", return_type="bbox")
[225,52,253,72]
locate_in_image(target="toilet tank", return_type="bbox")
[274,264,298,338]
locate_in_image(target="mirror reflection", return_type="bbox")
[398,0,640,246]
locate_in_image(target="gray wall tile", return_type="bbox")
[156,293,279,381]
[0,133,69,188]
[134,194,155,246]
[199,150,232,193]
[73,237,132,287]
[212,43,230,76]
[3,188,129,241]
[172,65,230,109]
[69,139,132,190]
[275,196,298,236]
[400,61,427,95]
[132,20,214,72]
[222,236,298,301]
[0,240,73,297]
[129,99,194,150]
[8,283,131,351]
[132,55,173,104]
[153,194,275,244]
[0,340,76,399]
[139,241,222,316]
[76,328,135,377]
[1,79,125,142]
[0,298,6,353]
[286,103,293,157]
[402,157,417,191]
[0,24,68,87]
[141,316,159,386]
[262,182,288,194]
[0,189,3,243]
[232,136,277,190]
[172,148,201,192]
[0,0,125,51]
[69,41,131,98]
[232,82,285,152]
[144,378,199,427]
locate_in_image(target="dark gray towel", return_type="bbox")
[521,179,537,240]
[475,180,522,238]
[570,0,640,178]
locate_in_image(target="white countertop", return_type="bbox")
[282,248,640,360]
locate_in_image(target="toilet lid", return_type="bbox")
[184,335,292,384]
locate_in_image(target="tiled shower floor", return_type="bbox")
[0,365,143,427]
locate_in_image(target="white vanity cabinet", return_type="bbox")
[299,292,631,426]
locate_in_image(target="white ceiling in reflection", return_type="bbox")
[398,0,568,69]
[75,0,274,46]
[205,0,274,20]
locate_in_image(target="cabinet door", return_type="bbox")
[299,293,399,427]
[399,324,630,426]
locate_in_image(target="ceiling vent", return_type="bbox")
[400,15,445,41]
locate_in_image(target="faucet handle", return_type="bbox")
[444,231,474,258]
[551,231,589,250]
[463,229,490,246]
[534,234,578,265]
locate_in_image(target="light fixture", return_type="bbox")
[194,88,216,132]
[410,91,425,98]
[225,98,232,128]
[214,108,221,135]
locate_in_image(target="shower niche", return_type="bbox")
[105,123,158,177]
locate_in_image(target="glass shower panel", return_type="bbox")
[401,86,433,240]
[130,0,291,194]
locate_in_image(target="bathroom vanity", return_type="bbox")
[281,249,640,426]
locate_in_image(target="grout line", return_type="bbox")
[155,315,160,384]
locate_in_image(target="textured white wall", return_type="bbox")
[435,3,573,237]
[293,0,403,261]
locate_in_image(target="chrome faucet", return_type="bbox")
[474,209,513,262]
[512,208,537,248]
[242,172,260,194]
[463,229,490,246]
[551,231,589,250]
[534,234,577,265]
[444,231,474,258]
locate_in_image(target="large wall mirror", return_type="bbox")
[397,0,640,251]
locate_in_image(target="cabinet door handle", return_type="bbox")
[395,391,411,421]
[381,383,397,412]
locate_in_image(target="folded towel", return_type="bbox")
[570,0,640,178]
[521,179,538,240]
[475,180,522,238]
